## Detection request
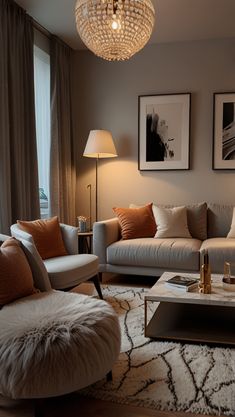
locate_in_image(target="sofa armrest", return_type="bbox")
[60,224,79,255]
[93,218,120,264]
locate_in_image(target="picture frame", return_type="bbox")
[138,93,191,171]
[213,92,235,170]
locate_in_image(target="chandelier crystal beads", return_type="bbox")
[75,0,155,61]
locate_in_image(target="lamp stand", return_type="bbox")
[87,184,92,231]
[95,157,98,222]
[83,130,117,224]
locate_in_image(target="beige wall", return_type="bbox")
[71,38,235,224]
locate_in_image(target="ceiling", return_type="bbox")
[15,0,235,50]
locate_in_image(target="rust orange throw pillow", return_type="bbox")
[17,216,67,260]
[0,238,37,305]
[113,203,156,240]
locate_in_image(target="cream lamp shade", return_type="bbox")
[83,130,117,158]
[83,129,117,223]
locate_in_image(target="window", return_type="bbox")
[33,45,50,218]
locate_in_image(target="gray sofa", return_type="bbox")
[93,203,235,278]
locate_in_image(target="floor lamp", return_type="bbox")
[83,130,117,223]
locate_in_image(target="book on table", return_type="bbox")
[165,275,199,292]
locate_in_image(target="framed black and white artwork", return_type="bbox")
[213,92,235,170]
[138,93,191,171]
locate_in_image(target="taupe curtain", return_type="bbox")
[0,0,40,234]
[50,36,76,225]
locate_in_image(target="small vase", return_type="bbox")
[78,220,87,232]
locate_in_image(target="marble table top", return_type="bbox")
[146,271,235,307]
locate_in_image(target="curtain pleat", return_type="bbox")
[50,36,76,225]
[0,0,40,234]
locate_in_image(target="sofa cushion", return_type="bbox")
[113,204,156,240]
[0,238,37,305]
[185,202,207,240]
[207,204,234,238]
[44,254,99,290]
[130,202,207,240]
[227,207,235,238]
[201,238,235,273]
[153,206,191,238]
[158,202,207,241]
[17,217,68,260]
[107,238,201,271]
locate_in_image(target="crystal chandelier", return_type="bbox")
[75,0,155,61]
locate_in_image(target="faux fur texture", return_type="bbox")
[81,286,235,416]
[0,290,121,399]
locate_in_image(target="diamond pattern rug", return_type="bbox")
[80,285,235,415]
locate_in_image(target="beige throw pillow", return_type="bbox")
[227,207,235,238]
[153,206,192,238]
[130,202,207,240]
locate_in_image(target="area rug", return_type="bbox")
[80,285,235,415]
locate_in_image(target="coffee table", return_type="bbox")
[145,271,235,346]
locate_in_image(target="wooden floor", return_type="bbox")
[39,394,215,417]
[0,395,218,417]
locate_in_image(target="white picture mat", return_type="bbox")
[139,94,190,170]
[214,93,235,169]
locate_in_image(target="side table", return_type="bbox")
[78,231,93,254]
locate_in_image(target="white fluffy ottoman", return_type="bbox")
[0,290,121,399]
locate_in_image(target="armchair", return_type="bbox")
[0,233,121,409]
[11,222,103,298]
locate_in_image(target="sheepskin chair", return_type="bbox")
[0,290,121,399]
[0,234,121,403]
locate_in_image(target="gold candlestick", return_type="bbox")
[199,251,211,294]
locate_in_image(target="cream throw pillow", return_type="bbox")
[153,206,192,238]
[227,207,235,238]
[130,202,207,240]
